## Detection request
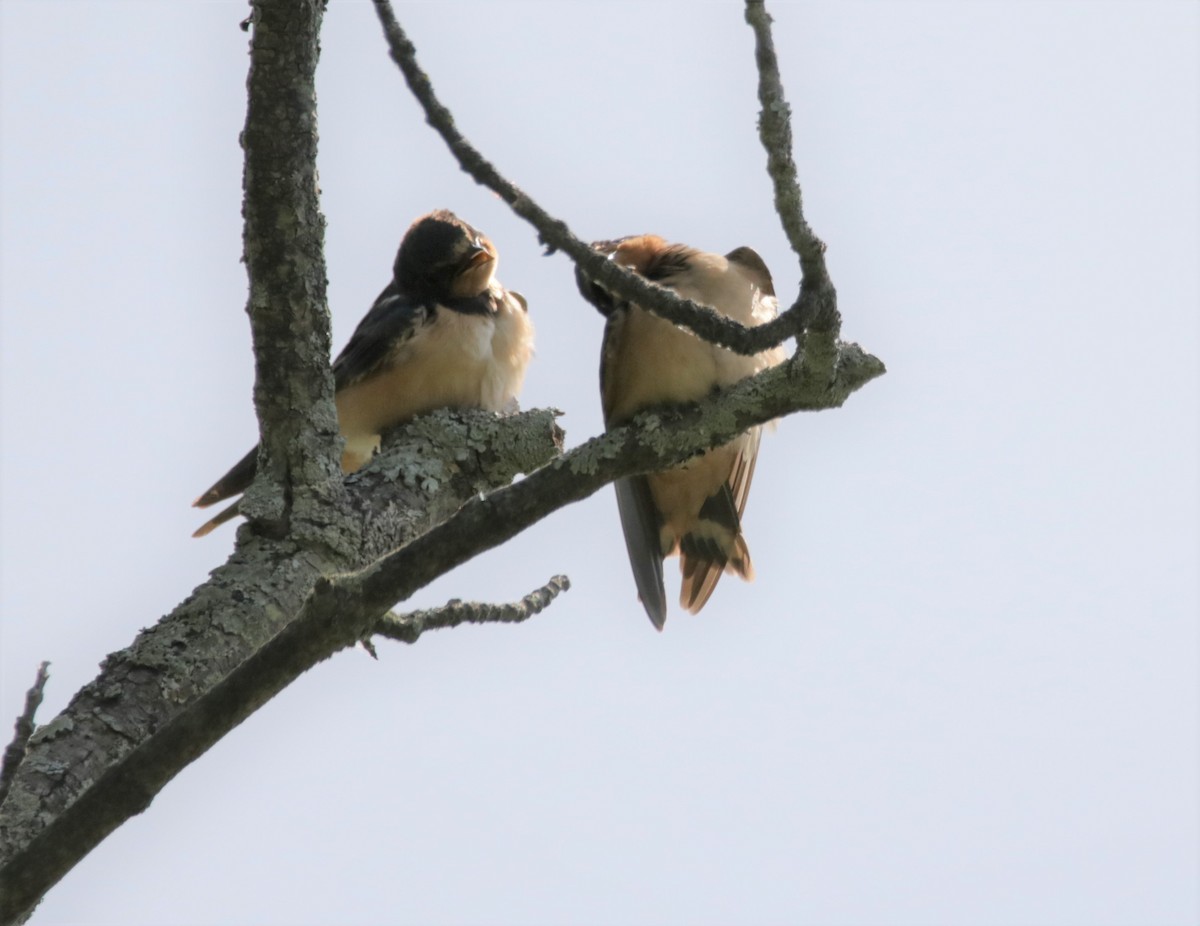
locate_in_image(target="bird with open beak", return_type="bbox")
[192,209,535,537]
[577,234,786,629]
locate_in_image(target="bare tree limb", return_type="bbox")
[0,409,564,925]
[376,575,571,644]
[0,663,49,810]
[0,318,883,920]
[240,0,344,542]
[744,0,840,337]
[0,328,882,920]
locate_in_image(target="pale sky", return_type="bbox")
[1,2,1197,925]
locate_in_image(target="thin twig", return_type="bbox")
[0,662,49,809]
[375,575,571,644]
[370,0,809,356]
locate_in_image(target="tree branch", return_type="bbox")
[0,663,49,810]
[371,0,810,357]
[0,321,883,921]
[375,575,571,644]
[0,409,564,924]
[744,0,840,336]
[240,0,344,541]
[0,4,885,920]
[348,341,882,620]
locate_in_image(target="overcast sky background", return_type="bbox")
[1,2,1197,924]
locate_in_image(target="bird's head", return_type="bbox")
[393,210,498,300]
[575,234,697,316]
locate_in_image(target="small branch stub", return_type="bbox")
[0,662,50,810]
[374,575,572,645]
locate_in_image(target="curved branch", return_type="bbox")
[375,575,571,644]
[371,0,809,357]
[744,0,840,336]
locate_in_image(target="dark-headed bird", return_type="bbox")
[577,234,785,629]
[192,209,534,537]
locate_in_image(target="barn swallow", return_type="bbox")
[576,234,786,629]
[192,209,534,537]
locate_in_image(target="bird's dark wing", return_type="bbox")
[598,308,668,629]
[614,475,667,630]
[332,285,432,391]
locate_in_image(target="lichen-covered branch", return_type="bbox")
[0,662,48,810]
[744,0,840,336]
[0,325,881,919]
[240,0,344,540]
[0,409,563,924]
[744,3,824,273]
[2,8,353,913]
[375,575,571,644]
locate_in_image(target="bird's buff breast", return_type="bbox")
[335,293,533,470]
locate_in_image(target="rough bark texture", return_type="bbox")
[0,327,884,920]
[240,0,344,542]
[0,664,48,810]
[744,0,842,342]
[0,409,563,924]
[377,575,573,644]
